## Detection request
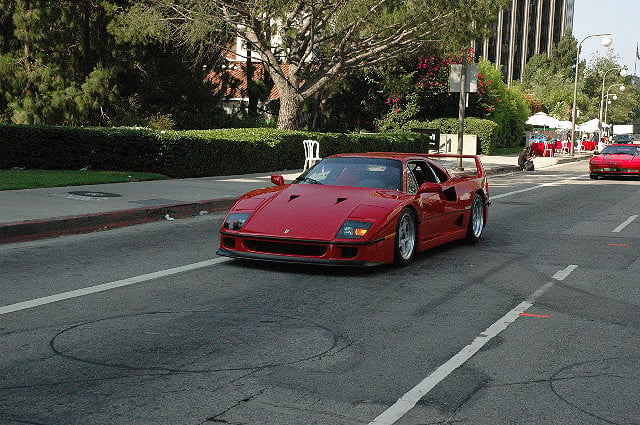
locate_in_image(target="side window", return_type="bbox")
[428,162,448,183]
[408,161,439,189]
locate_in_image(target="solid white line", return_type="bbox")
[368,265,578,425]
[491,176,583,200]
[612,215,638,233]
[0,257,230,316]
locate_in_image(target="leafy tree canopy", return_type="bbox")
[118,0,509,129]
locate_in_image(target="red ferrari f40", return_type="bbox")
[217,152,490,266]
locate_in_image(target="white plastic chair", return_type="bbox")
[575,141,582,153]
[543,144,554,157]
[303,139,321,170]
[560,141,570,154]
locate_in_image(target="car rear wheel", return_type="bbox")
[466,193,484,244]
[589,173,599,180]
[394,208,416,265]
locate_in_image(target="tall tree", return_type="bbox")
[0,0,126,125]
[583,55,640,125]
[128,0,507,130]
[0,0,224,128]
[520,33,579,120]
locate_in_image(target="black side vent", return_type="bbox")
[289,195,300,202]
[444,187,457,202]
[336,198,348,204]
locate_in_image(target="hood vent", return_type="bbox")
[336,197,348,204]
[288,195,300,202]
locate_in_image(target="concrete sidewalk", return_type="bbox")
[0,153,589,244]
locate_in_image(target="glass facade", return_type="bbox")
[474,0,575,85]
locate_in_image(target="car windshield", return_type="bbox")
[294,157,403,191]
[613,135,633,142]
[600,145,639,155]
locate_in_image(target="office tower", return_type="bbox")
[474,0,575,84]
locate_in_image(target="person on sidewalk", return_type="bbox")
[518,147,535,171]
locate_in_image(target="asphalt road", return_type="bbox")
[1,161,639,425]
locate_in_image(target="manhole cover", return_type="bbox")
[50,311,338,372]
[550,357,640,424]
[68,191,122,198]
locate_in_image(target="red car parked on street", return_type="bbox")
[589,143,640,179]
[217,153,490,266]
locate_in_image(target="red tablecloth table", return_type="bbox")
[531,142,555,157]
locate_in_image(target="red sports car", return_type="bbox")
[589,143,640,179]
[217,153,490,266]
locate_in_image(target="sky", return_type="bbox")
[572,0,640,74]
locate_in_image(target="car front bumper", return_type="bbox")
[217,231,395,266]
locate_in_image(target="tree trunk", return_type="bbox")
[277,86,304,130]
[82,0,92,76]
[21,0,32,74]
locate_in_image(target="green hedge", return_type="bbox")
[0,124,433,178]
[400,117,500,155]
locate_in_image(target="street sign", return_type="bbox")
[411,128,440,151]
[449,64,478,93]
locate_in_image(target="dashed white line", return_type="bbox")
[368,265,578,425]
[612,215,638,233]
[491,176,583,200]
[0,257,230,316]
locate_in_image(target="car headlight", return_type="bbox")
[223,213,251,230]
[336,220,373,239]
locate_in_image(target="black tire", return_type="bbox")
[466,193,485,244]
[589,173,599,180]
[394,208,417,266]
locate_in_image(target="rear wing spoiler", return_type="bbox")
[421,153,486,178]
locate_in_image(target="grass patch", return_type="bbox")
[0,169,169,191]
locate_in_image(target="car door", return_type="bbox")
[407,160,452,240]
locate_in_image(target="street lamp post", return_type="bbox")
[603,85,624,125]
[602,84,625,136]
[571,33,612,155]
[598,66,628,138]
[604,95,616,124]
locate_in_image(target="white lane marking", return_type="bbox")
[491,176,583,200]
[552,264,579,281]
[0,257,230,316]
[612,215,638,233]
[369,265,578,425]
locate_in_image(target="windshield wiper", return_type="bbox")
[300,177,323,185]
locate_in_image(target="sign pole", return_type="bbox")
[457,55,467,170]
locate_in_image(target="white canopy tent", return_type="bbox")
[579,118,600,134]
[557,120,578,131]
[525,112,560,129]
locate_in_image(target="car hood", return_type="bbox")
[592,154,640,163]
[236,184,403,240]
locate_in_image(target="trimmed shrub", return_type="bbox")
[0,124,433,178]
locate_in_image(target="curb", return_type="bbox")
[0,198,235,244]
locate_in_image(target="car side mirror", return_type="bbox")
[417,182,443,194]
[593,151,599,155]
[271,175,285,186]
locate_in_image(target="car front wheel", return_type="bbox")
[466,193,484,244]
[394,208,416,265]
